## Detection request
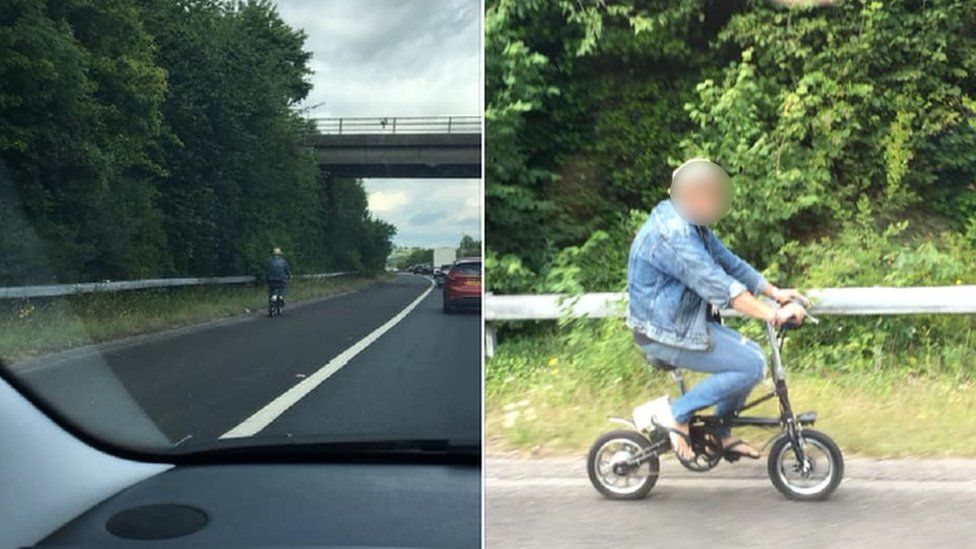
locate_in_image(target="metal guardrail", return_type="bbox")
[484,286,976,357]
[0,272,356,299]
[296,272,357,280]
[311,116,481,135]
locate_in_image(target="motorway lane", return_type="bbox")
[260,278,481,442]
[487,457,976,548]
[12,274,480,448]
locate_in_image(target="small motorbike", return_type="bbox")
[587,300,843,501]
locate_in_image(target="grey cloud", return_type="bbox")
[274,0,480,117]
[409,210,449,226]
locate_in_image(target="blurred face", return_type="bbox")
[670,161,732,226]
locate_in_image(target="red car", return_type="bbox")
[442,258,482,313]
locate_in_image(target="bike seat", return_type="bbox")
[632,331,678,372]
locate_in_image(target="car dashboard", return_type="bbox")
[38,461,480,547]
[0,373,480,548]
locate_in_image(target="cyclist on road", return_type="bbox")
[266,247,291,308]
[627,158,808,462]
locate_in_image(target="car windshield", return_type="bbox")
[0,0,482,456]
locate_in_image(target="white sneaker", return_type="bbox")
[632,396,675,431]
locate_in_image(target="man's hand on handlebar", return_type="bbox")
[730,290,817,327]
[768,286,810,306]
[771,301,806,327]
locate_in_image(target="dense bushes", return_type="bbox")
[485,1,976,381]
[770,200,976,378]
[486,0,976,292]
[0,0,393,285]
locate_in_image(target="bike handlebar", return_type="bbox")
[777,297,818,329]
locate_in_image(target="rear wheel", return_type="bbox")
[767,429,843,501]
[269,294,282,317]
[442,295,454,314]
[587,430,659,500]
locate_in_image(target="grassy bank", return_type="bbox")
[0,275,381,362]
[487,321,976,458]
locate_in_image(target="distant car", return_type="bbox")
[433,264,452,287]
[442,258,481,313]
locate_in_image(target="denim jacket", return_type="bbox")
[265,254,291,282]
[626,200,768,350]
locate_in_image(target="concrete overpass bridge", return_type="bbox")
[307,116,481,179]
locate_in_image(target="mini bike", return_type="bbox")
[587,301,843,501]
[268,285,285,318]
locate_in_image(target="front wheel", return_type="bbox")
[587,430,659,500]
[767,429,843,501]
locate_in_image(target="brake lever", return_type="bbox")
[785,297,819,325]
[782,299,820,330]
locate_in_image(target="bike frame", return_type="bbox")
[611,319,816,468]
[695,322,815,430]
[693,322,815,466]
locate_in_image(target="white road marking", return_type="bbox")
[220,278,435,439]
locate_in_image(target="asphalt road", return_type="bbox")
[11,274,480,449]
[487,457,976,548]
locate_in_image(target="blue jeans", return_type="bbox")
[639,322,765,438]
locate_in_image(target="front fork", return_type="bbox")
[776,380,812,475]
[765,320,812,474]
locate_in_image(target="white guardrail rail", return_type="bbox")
[484,285,976,357]
[0,272,356,299]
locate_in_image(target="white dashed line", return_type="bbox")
[220,278,434,439]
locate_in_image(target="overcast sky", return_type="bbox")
[274,0,481,248]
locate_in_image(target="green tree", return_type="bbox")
[458,234,482,257]
[396,248,433,270]
[142,0,316,276]
[684,1,976,264]
[485,0,736,282]
[0,0,168,283]
[0,0,396,285]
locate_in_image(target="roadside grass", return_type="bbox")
[487,324,976,458]
[0,275,382,362]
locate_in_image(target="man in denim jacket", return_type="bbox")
[627,159,808,460]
